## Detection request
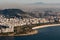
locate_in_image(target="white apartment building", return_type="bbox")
[0,25,14,33]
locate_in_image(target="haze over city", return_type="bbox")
[0,0,60,40]
[0,0,60,9]
[0,0,60,4]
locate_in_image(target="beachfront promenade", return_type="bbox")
[32,24,60,29]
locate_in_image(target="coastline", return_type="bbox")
[14,30,38,36]
[0,24,60,36]
[0,30,38,36]
[32,24,60,29]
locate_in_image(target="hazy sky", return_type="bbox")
[0,0,60,4]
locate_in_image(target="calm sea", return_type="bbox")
[0,26,60,40]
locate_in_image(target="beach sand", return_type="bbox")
[32,24,60,29]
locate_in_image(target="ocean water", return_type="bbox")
[0,26,60,40]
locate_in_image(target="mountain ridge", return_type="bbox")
[27,2,60,5]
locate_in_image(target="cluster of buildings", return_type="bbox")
[0,15,60,33]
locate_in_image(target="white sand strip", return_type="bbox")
[32,24,60,29]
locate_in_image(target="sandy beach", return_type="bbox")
[32,24,60,29]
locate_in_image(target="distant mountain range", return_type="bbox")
[28,2,60,5]
[31,2,45,5]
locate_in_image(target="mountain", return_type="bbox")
[28,2,46,5]
[0,9,31,18]
[28,2,60,5]
[0,9,59,18]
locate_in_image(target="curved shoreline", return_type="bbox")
[1,24,60,36]
[32,24,60,29]
[15,30,38,36]
[0,30,38,36]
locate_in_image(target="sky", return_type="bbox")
[0,0,60,9]
[0,0,60,4]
